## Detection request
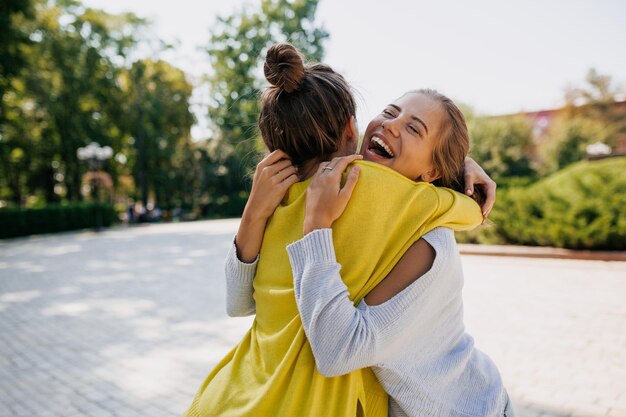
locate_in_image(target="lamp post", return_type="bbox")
[77,142,113,230]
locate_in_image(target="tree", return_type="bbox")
[0,0,36,205]
[0,0,145,205]
[539,116,612,174]
[538,69,626,173]
[565,68,619,108]
[466,111,536,181]
[204,0,328,213]
[121,59,196,210]
[562,68,626,143]
[0,0,35,122]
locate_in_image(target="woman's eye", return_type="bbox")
[382,109,394,117]
[408,125,421,135]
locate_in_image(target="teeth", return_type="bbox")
[371,136,394,157]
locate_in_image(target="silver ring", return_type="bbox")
[323,166,333,171]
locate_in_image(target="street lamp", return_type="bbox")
[77,142,113,230]
[77,142,113,170]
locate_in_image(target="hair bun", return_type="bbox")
[264,43,305,93]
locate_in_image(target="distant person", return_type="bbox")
[136,202,148,223]
[173,206,182,222]
[183,43,507,417]
[152,206,162,222]
[126,199,135,223]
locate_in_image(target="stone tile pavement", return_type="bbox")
[1,219,625,417]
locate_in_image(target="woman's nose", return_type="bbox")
[382,119,399,136]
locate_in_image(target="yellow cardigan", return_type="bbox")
[184,161,483,417]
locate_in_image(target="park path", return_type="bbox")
[1,219,625,417]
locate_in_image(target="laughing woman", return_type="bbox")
[285,89,513,417]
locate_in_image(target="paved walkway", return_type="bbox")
[1,219,625,417]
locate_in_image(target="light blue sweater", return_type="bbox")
[225,228,507,417]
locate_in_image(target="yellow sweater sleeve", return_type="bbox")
[426,186,484,232]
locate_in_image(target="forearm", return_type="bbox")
[235,149,299,261]
[224,240,257,317]
[234,209,269,263]
[287,229,389,376]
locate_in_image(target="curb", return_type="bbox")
[458,244,626,262]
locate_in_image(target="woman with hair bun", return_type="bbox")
[183,43,509,417]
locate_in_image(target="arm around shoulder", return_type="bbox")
[429,187,483,232]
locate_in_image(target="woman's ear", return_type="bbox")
[337,115,359,155]
[420,168,441,183]
[345,115,358,146]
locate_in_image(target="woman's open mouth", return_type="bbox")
[366,136,395,159]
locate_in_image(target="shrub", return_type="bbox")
[457,156,626,250]
[0,203,119,239]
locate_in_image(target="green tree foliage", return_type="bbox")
[121,59,196,210]
[466,111,536,181]
[204,0,328,213]
[0,0,35,205]
[539,116,612,174]
[0,0,145,205]
[0,0,198,217]
[0,0,35,119]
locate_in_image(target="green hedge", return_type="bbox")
[0,203,119,239]
[457,156,626,250]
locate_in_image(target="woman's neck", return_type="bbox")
[297,159,322,181]
[297,147,358,180]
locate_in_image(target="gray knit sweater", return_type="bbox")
[225,228,506,417]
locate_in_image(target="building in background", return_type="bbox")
[497,100,626,158]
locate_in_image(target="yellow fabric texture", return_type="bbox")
[184,161,483,417]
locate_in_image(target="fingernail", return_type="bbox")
[466,189,473,195]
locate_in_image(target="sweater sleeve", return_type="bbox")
[286,228,448,377]
[428,187,483,232]
[224,238,258,317]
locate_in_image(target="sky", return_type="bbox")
[81,0,626,140]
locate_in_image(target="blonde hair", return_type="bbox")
[407,89,485,206]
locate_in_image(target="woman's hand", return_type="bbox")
[236,150,299,262]
[245,150,299,221]
[464,157,497,218]
[303,155,362,235]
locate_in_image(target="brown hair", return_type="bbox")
[258,43,356,168]
[408,89,485,207]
